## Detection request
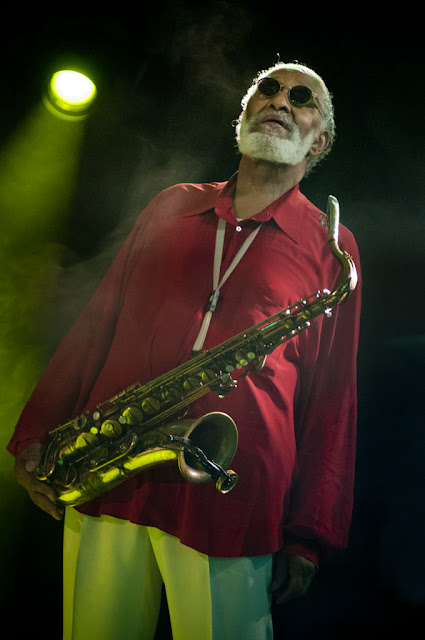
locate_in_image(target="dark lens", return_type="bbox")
[289,85,313,105]
[257,77,280,97]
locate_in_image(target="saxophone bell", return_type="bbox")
[174,411,238,493]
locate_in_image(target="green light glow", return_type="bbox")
[0,88,87,612]
[45,70,97,120]
[124,450,178,472]
[51,70,96,105]
[0,101,85,516]
[57,490,84,505]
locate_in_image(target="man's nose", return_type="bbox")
[269,88,291,112]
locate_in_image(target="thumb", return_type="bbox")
[23,443,43,472]
[25,459,39,472]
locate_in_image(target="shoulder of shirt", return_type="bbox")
[143,181,225,217]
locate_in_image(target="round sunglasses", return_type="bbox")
[256,77,324,117]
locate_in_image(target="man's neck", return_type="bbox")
[233,155,305,220]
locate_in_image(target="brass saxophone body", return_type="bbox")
[35,196,357,507]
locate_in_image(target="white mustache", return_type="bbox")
[247,109,296,135]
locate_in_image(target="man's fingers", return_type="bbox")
[16,461,57,502]
[30,490,64,521]
[33,480,58,504]
[28,475,58,506]
[15,442,62,516]
[22,476,62,519]
[272,554,317,605]
[275,572,310,605]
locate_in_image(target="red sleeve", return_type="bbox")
[7,209,149,458]
[282,233,362,567]
[7,183,218,458]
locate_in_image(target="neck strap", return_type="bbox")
[192,218,263,355]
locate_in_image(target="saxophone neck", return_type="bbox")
[327,195,358,297]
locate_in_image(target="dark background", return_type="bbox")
[1,4,424,637]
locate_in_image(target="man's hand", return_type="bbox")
[271,550,317,605]
[15,443,64,521]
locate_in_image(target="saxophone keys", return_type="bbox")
[235,349,256,367]
[100,420,123,438]
[160,386,181,402]
[121,406,144,424]
[71,414,88,430]
[141,397,161,414]
[75,431,99,450]
[201,369,217,383]
[183,377,198,390]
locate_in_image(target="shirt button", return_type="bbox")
[236,225,242,232]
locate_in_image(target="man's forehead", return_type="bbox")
[265,68,319,88]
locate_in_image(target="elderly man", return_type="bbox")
[9,61,361,639]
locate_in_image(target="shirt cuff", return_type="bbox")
[282,538,320,569]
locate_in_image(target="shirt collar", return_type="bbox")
[214,173,306,243]
[182,172,309,244]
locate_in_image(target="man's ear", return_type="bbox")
[308,130,330,157]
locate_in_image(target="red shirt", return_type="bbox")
[8,174,362,565]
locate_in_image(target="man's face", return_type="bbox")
[236,69,328,166]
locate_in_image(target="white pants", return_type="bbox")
[63,508,274,640]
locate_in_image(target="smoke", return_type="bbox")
[34,3,262,355]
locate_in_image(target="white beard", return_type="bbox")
[236,110,316,166]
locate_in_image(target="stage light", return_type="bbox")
[44,69,97,120]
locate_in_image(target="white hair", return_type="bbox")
[238,61,335,175]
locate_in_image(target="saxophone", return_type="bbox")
[35,196,357,507]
